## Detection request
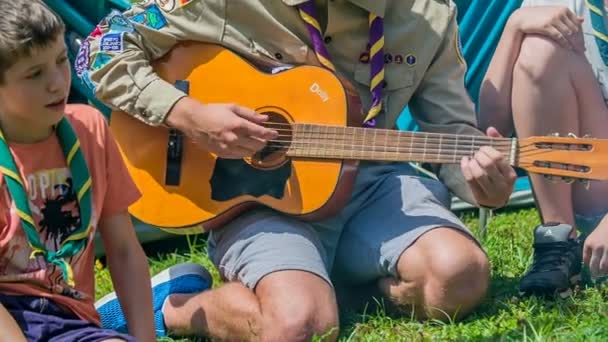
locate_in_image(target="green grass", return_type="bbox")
[95,208,608,341]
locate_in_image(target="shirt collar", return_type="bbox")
[281,0,386,17]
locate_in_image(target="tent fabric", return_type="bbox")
[396,0,533,211]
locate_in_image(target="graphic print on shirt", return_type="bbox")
[0,167,94,297]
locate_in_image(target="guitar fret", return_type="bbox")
[321,125,327,159]
[330,125,335,158]
[362,129,373,160]
[311,125,316,158]
[422,133,428,162]
[359,127,365,159]
[396,131,401,161]
[453,135,458,162]
[340,126,346,159]
[509,138,517,166]
[384,130,389,160]
[351,127,356,159]
[306,124,312,156]
[409,133,414,161]
[291,124,298,155]
[316,125,322,158]
[471,136,475,158]
[437,134,442,162]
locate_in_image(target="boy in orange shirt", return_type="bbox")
[0,1,181,340]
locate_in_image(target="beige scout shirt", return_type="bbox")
[83,0,481,204]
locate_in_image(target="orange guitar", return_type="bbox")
[109,42,608,234]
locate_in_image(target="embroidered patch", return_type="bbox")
[155,0,193,12]
[89,26,103,39]
[74,40,90,77]
[394,54,403,64]
[107,10,134,33]
[130,5,167,30]
[91,53,113,71]
[405,54,416,67]
[155,0,176,12]
[100,32,124,53]
[80,71,96,93]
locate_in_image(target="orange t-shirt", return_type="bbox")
[0,104,141,326]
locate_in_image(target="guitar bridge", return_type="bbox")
[165,80,189,186]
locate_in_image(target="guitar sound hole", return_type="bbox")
[248,111,292,170]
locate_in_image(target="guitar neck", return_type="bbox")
[285,124,517,165]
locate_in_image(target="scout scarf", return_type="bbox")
[0,117,92,287]
[297,1,385,127]
[588,0,608,66]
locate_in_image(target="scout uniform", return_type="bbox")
[82,0,489,293]
[80,0,481,203]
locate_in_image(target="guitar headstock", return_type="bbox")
[517,135,608,182]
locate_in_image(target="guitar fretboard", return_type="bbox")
[285,124,516,165]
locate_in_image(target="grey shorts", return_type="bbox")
[207,162,475,289]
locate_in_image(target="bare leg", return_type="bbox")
[378,228,489,321]
[511,34,608,229]
[163,270,339,341]
[569,56,608,216]
[0,304,26,342]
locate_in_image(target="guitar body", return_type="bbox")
[110,43,362,232]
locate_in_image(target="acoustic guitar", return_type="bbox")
[109,42,608,234]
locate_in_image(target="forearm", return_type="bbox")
[107,244,155,342]
[478,13,525,136]
[0,303,26,342]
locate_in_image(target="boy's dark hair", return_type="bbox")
[0,0,65,84]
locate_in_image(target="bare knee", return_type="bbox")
[515,34,577,83]
[257,271,339,341]
[424,240,490,320]
[391,228,490,321]
[261,299,339,341]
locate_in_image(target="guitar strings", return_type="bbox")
[258,122,593,148]
[259,140,572,161]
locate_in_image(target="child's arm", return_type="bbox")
[0,302,26,342]
[98,210,155,342]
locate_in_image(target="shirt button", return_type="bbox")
[275,52,283,60]
[324,36,332,44]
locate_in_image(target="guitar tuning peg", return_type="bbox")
[567,132,578,138]
[577,178,591,189]
[561,177,575,184]
[543,175,558,183]
[583,179,591,190]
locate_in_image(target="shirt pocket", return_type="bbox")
[353,62,417,91]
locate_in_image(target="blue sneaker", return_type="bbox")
[95,262,213,337]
